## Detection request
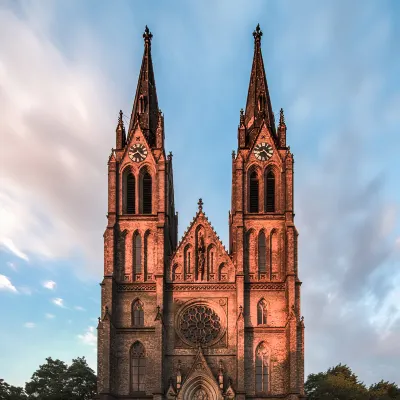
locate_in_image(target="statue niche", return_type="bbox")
[196,228,206,281]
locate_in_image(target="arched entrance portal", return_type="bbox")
[178,375,221,400]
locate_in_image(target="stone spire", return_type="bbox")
[128,25,159,147]
[244,24,276,141]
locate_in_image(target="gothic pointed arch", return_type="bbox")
[139,166,152,214]
[248,167,259,213]
[265,168,275,212]
[207,243,216,278]
[133,231,142,274]
[132,299,144,327]
[258,230,266,274]
[255,342,270,394]
[269,229,279,280]
[257,298,268,325]
[144,230,151,279]
[218,263,226,281]
[130,341,146,392]
[184,244,192,278]
[123,166,135,214]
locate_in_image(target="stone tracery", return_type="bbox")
[179,304,221,346]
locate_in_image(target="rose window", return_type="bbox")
[179,305,221,345]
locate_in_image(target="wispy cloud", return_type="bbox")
[24,322,35,328]
[0,274,18,293]
[0,238,29,261]
[77,326,96,346]
[74,306,86,311]
[45,313,55,319]
[51,298,65,308]
[42,280,56,290]
[18,286,32,295]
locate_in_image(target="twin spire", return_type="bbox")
[128,25,159,147]
[244,23,276,139]
[118,24,279,149]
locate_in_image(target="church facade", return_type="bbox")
[96,25,305,400]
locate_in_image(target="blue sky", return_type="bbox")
[1,0,400,388]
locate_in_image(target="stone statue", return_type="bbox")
[197,233,205,280]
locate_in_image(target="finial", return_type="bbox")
[117,110,125,130]
[253,23,263,42]
[143,25,153,44]
[240,108,245,125]
[279,108,286,127]
[198,198,203,211]
[232,150,236,159]
[168,151,173,159]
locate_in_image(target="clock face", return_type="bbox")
[129,143,148,162]
[254,142,273,161]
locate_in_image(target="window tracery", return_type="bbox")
[179,304,221,346]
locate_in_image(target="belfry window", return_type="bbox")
[141,172,152,214]
[131,342,146,392]
[133,232,142,273]
[249,171,259,213]
[258,231,266,273]
[132,300,144,327]
[265,170,275,212]
[125,172,135,214]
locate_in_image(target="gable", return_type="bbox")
[168,207,234,283]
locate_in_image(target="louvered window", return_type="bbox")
[249,171,259,213]
[126,173,135,214]
[265,171,275,212]
[142,172,152,214]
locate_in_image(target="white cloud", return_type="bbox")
[0,238,29,261]
[24,322,36,328]
[43,280,56,290]
[74,306,86,311]
[0,6,115,276]
[78,326,96,346]
[0,274,18,293]
[51,298,65,308]
[45,313,55,319]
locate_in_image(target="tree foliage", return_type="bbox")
[0,356,96,400]
[305,364,400,400]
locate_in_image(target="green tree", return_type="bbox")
[65,357,97,400]
[305,364,368,400]
[25,357,69,400]
[24,356,96,400]
[0,378,27,400]
[369,380,400,400]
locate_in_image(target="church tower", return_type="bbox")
[96,25,305,400]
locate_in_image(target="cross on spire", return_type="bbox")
[198,198,203,211]
[128,25,159,147]
[244,24,276,143]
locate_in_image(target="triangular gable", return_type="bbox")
[169,203,235,282]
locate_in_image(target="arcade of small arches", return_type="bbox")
[247,165,277,213]
[122,165,153,215]
[244,228,281,280]
[128,339,271,396]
